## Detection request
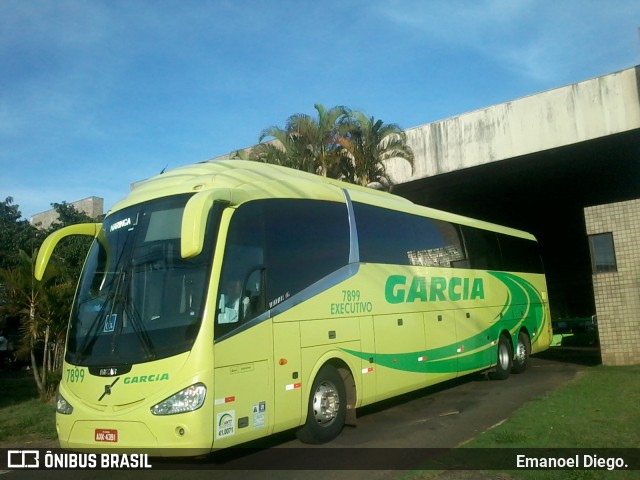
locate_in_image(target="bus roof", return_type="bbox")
[111,160,536,241]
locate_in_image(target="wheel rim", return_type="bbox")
[516,340,527,364]
[312,380,340,426]
[498,341,511,370]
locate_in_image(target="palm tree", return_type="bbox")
[337,112,414,190]
[256,104,350,176]
[0,250,72,399]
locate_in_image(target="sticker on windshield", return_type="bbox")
[103,314,117,333]
[109,217,132,232]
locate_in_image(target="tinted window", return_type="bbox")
[265,200,349,303]
[460,226,502,270]
[216,199,349,340]
[411,216,467,268]
[498,234,545,274]
[354,203,415,265]
[461,226,545,273]
[354,203,465,267]
[216,201,266,339]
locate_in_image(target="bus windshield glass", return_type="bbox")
[67,194,218,367]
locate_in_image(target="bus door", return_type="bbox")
[212,208,274,446]
[213,264,273,446]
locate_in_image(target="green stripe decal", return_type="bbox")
[340,272,546,374]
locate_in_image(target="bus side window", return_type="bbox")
[215,199,350,341]
[242,267,266,320]
[460,226,502,270]
[353,202,466,268]
[263,199,349,306]
[410,218,466,267]
[498,234,545,274]
[215,202,266,340]
[218,266,266,322]
[217,278,243,325]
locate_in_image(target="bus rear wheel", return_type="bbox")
[489,333,513,380]
[511,331,531,374]
[296,365,346,444]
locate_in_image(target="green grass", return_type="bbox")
[469,365,640,449]
[0,370,57,445]
[412,365,640,479]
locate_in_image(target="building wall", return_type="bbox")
[30,196,104,229]
[584,198,640,366]
[386,66,640,182]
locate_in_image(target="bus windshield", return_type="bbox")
[66,194,218,367]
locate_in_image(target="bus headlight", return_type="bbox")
[150,383,207,416]
[56,391,74,415]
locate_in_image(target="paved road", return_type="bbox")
[5,348,598,480]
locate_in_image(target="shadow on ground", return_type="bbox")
[537,345,602,367]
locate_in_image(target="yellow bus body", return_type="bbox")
[40,160,552,454]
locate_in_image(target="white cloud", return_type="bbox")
[374,0,640,83]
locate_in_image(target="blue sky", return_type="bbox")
[1,0,639,220]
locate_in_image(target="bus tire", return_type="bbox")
[511,331,531,374]
[296,365,346,444]
[489,333,513,380]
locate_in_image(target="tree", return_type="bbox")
[236,106,415,191]
[46,202,95,281]
[0,197,41,270]
[0,200,97,399]
[0,250,71,398]
[337,112,415,190]
[256,104,350,176]
[234,133,307,169]
[0,197,41,343]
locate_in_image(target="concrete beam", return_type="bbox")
[389,66,640,183]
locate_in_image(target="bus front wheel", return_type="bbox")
[296,365,346,444]
[489,333,513,380]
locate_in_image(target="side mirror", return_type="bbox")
[181,188,231,259]
[35,223,101,281]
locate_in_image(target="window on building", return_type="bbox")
[588,233,617,273]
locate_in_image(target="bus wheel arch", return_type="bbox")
[512,329,531,374]
[333,359,357,427]
[296,360,354,444]
[489,331,513,380]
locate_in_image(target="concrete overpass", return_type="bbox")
[389,66,640,365]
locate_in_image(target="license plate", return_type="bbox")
[95,429,118,442]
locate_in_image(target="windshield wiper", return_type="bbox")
[75,277,122,359]
[123,300,155,361]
